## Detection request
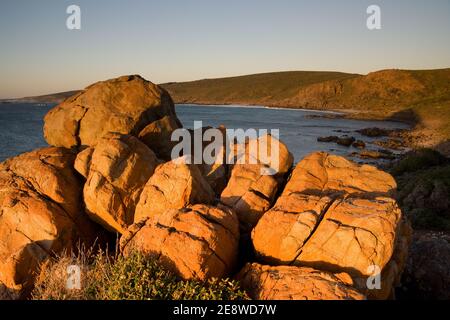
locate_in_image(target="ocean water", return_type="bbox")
[0,103,409,163]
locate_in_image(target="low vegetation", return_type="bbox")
[392,149,450,231]
[32,250,249,300]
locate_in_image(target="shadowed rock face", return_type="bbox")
[238,263,366,300]
[43,75,181,159]
[79,133,159,234]
[252,152,411,299]
[220,134,293,230]
[120,204,240,281]
[0,147,102,298]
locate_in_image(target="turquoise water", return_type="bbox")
[0,103,409,163]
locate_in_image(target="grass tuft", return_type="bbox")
[32,250,248,300]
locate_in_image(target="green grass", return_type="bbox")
[162,71,360,105]
[32,251,249,300]
[391,149,448,176]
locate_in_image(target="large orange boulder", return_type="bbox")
[134,158,215,222]
[220,134,293,230]
[43,75,181,159]
[0,148,101,299]
[138,115,180,161]
[80,133,158,234]
[252,152,410,299]
[238,263,366,300]
[120,204,240,280]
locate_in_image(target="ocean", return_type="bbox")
[0,103,409,163]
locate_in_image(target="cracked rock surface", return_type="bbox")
[80,133,159,234]
[134,158,215,222]
[220,134,293,230]
[238,263,366,300]
[0,147,101,298]
[252,152,411,299]
[120,204,240,280]
[43,75,181,152]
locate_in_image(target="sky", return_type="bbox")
[0,0,449,98]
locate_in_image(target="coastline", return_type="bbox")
[176,103,346,115]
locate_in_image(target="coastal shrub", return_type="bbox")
[408,208,450,232]
[391,148,448,176]
[32,250,248,300]
[396,165,450,231]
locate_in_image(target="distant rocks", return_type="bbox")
[317,136,339,143]
[356,149,395,160]
[352,140,366,149]
[317,135,357,147]
[357,127,391,137]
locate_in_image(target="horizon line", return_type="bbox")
[3,66,450,100]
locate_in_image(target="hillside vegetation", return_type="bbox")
[162,68,450,144]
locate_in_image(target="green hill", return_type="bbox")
[161,71,360,106]
[162,68,450,145]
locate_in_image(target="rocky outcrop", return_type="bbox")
[401,232,450,300]
[44,75,181,154]
[220,134,293,230]
[120,204,240,280]
[0,147,101,298]
[1,74,419,301]
[74,147,94,178]
[238,263,366,300]
[252,152,409,299]
[81,133,158,234]
[138,115,181,160]
[134,158,215,222]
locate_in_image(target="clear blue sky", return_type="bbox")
[0,0,449,98]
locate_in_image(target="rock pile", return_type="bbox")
[0,75,412,300]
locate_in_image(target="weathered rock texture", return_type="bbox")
[252,152,410,299]
[238,263,366,300]
[81,133,158,234]
[74,147,94,178]
[120,204,239,280]
[221,134,293,229]
[0,148,100,298]
[43,75,181,158]
[134,158,215,222]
